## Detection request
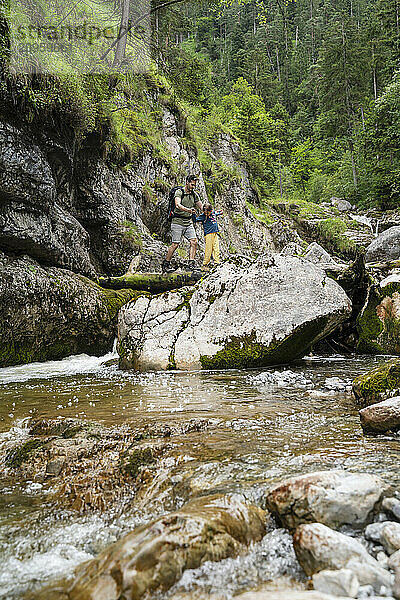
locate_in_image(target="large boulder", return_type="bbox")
[0,252,137,367]
[293,523,393,592]
[265,471,387,531]
[365,226,400,263]
[359,397,400,434]
[235,593,349,600]
[118,255,351,371]
[352,359,400,407]
[30,495,267,600]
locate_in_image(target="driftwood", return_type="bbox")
[98,272,202,293]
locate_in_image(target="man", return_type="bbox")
[162,174,203,273]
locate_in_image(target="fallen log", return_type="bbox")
[98,272,202,293]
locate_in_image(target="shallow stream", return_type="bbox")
[0,351,399,599]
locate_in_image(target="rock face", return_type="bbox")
[33,495,267,600]
[357,276,400,355]
[235,593,349,600]
[0,252,137,366]
[265,471,387,531]
[365,226,400,263]
[359,396,400,434]
[352,359,400,407]
[118,255,352,371]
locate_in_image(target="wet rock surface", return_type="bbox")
[0,252,138,367]
[359,397,400,434]
[366,227,400,264]
[118,255,351,371]
[30,494,267,600]
[265,470,387,530]
[353,359,400,407]
[1,417,215,512]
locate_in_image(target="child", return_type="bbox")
[196,203,223,271]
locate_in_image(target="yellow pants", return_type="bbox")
[203,232,220,266]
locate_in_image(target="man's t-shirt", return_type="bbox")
[172,189,199,226]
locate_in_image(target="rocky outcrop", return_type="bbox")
[352,359,400,407]
[359,396,400,434]
[30,494,267,600]
[0,252,138,367]
[118,255,352,371]
[265,470,387,531]
[366,226,400,263]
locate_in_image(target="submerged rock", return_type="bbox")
[352,359,400,407]
[265,470,387,530]
[31,494,267,600]
[359,397,400,434]
[118,255,351,371]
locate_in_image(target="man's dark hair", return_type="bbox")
[186,174,198,183]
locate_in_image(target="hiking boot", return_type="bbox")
[161,259,175,274]
[188,260,198,272]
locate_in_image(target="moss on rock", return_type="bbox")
[352,359,400,407]
[357,281,400,355]
[200,316,332,369]
[5,439,48,468]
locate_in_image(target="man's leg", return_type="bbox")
[189,238,197,260]
[212,233,220,264]
[165,242,179,261]
[203,233,213,267]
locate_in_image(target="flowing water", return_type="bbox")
[0,350,399,599]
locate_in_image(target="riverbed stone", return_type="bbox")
[303,243,341,267]
[359,397,400,434]
[118,255,351,371]
[265,470,387,530]
[58,494,267,600]
[383,498,400,521]
[312,568,359,597]
[235,592,350,600]
[353,360,400,407]
[381,523,400,555]
[364,521,392,543]
[293,523,393,592]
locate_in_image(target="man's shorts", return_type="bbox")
[171,223,197,243]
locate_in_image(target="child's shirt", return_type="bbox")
[196,210,223,235]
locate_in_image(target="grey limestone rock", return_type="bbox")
[366,226,400,263]
[118,254,351,371]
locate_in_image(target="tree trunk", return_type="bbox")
[113,0,130,67]
[98,272,202,294]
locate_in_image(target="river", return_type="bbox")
[0,350,399,599]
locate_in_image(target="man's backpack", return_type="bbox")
[167,186,184,222]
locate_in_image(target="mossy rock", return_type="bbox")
[5,439,48,468]
[120,447,157,479]
[352,359,400,407]
[357,281,400,355]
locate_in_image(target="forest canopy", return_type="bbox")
[0,0,399,209]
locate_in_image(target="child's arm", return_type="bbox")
[215,210,223,217]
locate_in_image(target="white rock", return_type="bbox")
[118,255,351,371]
[293,523,393,593]
[266,470,388,530]
[312,568,359,597]
[381,522,400,555]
